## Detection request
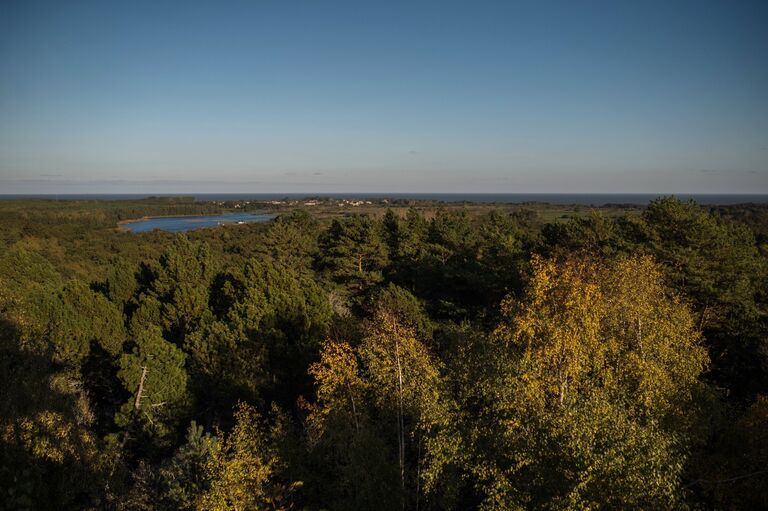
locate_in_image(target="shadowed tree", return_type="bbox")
[186,258,332,417]
[303,339,399,510]
[638,197,766,399]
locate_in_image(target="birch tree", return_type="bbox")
[430,254,709,509]
[359,309,442,510]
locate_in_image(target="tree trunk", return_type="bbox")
[106,365,148,497]
[347,382,359,433]
[395,335,405,511]
[134,366,148,413]
[416,434,422,511]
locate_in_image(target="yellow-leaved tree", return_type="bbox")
[427,254,710,510]
[307,340,366,439]
[201,402,299,511]
[304,307,445,511]
[359,308,443,509]
[304,337,400,511]
[497,255,708,421]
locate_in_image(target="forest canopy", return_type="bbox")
[1,197,767,510]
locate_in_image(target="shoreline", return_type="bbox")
[116,215,152,232]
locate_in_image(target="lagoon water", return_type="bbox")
[122,212,275,233]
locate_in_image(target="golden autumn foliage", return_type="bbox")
[496,254,707,424]
[360,309,444,507]
[307,340,365,439]
[3,409,97,465]
[495,255,606,407]
[305,310,445,509]
[359,309,441,421]
[201,402,299,511]
[432,254,713,509]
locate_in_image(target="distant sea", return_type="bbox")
[1,193,768,206]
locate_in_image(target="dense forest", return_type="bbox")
[1,197,767,510]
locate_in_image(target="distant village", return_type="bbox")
[200,196,421,210]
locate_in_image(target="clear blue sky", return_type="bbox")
[1,0,766,193]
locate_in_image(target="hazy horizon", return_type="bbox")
[2,0,767,194]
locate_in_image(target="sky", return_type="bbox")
[1,0,767,194]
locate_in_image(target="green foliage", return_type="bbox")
[639,198,767,398]
[0,248,62,306]
[1,198,767,510]
[369,283,434,342]
[150,234,215,343]
[159,421,218,510]
[320,214,389,297]
[8,278,125,365]
[542,210,623,256]
[475,210,526,291]
[640,197,761,325]
[50,280,126,362]
[103,260,139,308]
[388,208,528,321]
[187,258,332,414]
[256,210,320,274]
[117,326,190,439]
[129,294,164,337]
